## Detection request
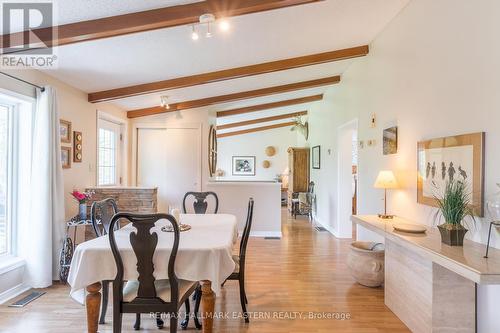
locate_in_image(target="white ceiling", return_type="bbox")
[34,0,409,112]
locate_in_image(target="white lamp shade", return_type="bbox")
[374,170,398,189]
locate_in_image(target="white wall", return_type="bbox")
[314,0,500,330]
[217,126,297,181]
[206,182,282,237]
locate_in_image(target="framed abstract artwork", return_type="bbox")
[232,156,255,176]
[417,132,485,216]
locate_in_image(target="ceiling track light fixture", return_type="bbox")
[190,13,229,40]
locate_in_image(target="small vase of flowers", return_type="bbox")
[71,190,94,220]
[434,180,475,246]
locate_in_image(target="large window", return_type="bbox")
[0,104,9,256]
[97,118,122,186]
[0,91,33,259]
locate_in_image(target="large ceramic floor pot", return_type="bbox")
[347,241,385,287]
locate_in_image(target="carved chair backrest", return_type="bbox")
[108,213,180,305]
[182,191,219,214]
[239,198,254,270]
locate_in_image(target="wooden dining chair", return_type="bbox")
[179,191,219,330]
[108,212,199,333]
[91,199,163,330]
[90,198,119,325]
[223,198,254,323]
[182,191,219,214]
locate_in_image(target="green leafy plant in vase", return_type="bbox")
[434,180,475,246]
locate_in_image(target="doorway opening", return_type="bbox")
[336,119,358,239]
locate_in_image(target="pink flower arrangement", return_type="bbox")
[71,190,94,204]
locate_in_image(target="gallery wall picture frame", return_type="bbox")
[232,156,256,176]
[73,131,83,162]
[61,146,72,169]
[417,132,485,217]
[312,145,321,169]
[60,119,72,143]
[383,126,398,155]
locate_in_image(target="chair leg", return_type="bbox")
[133,313,140,330]
[157,313,164,329]
[99,281,109,324]
[245,293,248,304]
[239,278,249,323]
[194,288,202,329]
[181,299,190,329]
[113,308,123,333]
[170,314,178,333]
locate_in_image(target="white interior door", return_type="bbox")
[136,126,201,213]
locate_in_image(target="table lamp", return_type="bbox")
[374,170,398,219]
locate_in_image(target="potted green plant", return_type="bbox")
[434,180,475,246]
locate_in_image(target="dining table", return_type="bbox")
[67,213,239,333]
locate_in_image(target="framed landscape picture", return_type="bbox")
[60,119,72,143]
[417,132,485,216]
[232,156,256,176]
[61,147,71,169]
[312,145,321,169]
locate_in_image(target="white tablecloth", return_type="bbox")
[68,214,238,304]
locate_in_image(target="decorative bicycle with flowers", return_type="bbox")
[59,190,95,283]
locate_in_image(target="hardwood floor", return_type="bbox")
[0,211,409,332]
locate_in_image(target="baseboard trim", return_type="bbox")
[249,231,282,238]
[314,218,339,237]
[0,283,31,305]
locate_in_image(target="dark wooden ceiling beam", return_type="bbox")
[88,45,367,103]
[217,121,295,138]
[1,0,322,54]
[217,95,321,117]
[217,111,307,130]
[127,76,339,118]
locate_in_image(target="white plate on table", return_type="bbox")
[393,223,427,234]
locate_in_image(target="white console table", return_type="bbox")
[351,215,500,333]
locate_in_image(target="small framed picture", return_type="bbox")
[232,156,256,176]
[383,126,398,155]
[60,119,72,143]
[312,145,321,169]
[61,146,71,169]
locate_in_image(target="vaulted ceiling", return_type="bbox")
[3,0,410,134]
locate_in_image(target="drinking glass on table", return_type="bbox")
[169,206,181,225]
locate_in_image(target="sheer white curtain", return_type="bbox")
[19,86,65,287]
